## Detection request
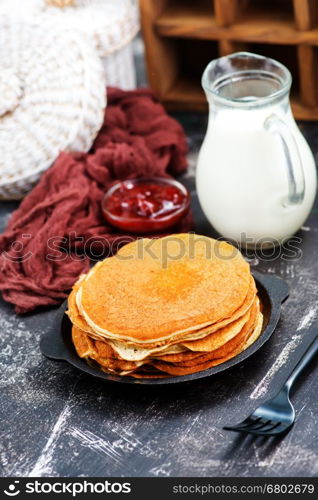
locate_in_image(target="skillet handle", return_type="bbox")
[40,304,69,361]
[40,330,68,361]
[253,271,289,304]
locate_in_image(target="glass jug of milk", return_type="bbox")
[196,52,317,247]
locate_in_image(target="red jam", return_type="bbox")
[102,177,190,233]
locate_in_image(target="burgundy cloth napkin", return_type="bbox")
[0,87,191,313]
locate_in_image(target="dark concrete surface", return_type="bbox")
[1,112,318,477]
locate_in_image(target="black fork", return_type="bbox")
[223,334,318,436]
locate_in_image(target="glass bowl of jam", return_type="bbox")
[102,177,190,233]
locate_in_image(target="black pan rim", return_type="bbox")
[40,271,289,385]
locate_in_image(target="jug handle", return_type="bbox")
[264,114,305,206]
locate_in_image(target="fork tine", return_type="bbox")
[238,423,278,435]
[223,425,247,432]
[256,421,281,433]
[223,422,258,432]
[243,419,273,431]
[224,421,289,436]
[223,416,261,431]
[249,422,291,436]
[235,417,262,428]
[223,425,262,434]
[225,417,270,432]
[223,419,273,433]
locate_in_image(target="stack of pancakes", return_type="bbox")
[67,234,263,378]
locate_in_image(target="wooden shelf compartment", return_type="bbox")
[239,42,300,94]
[221,0,297,43]
[228,0,295,28]
[297,45,318,108]
[293,0,318,30]
[232,41,318,115]
[155,0,217,40]
[214,0,248,27]
[154,0,318,45]
[162,38,219,110]
[163,77,318,120]
[162,41,312,117]
[140,0,318,119]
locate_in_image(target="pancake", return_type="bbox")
[159,300,259,368]
[71,300,263,377]
[68,234,264,379]
[72,326,143,372]
[151,312,263,376]
[67,277,95,335]
[71,277,256,349]
[158,298,257,362]
[243,313,264,350]
[153,300,258,368]
[68,272,256,350]
[72,310,264,377]
[181,295,257,353]
[68,275,256,359]
[130,369,170,379]
[102,296,254,360]
[77,234,251,342]
[71,323,96,358]
[108,340,188,361]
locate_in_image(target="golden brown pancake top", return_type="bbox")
[78,234,251,342]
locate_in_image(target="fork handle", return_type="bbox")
[284,334,318,392]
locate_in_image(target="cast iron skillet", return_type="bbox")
[40,271,289,385]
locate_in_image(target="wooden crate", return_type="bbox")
[139,0,318,119]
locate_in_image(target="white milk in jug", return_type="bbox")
[196,54,317,247]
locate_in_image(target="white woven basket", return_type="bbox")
[0,0,140,90]
[101,44,137,90]
[0,15,106,200]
